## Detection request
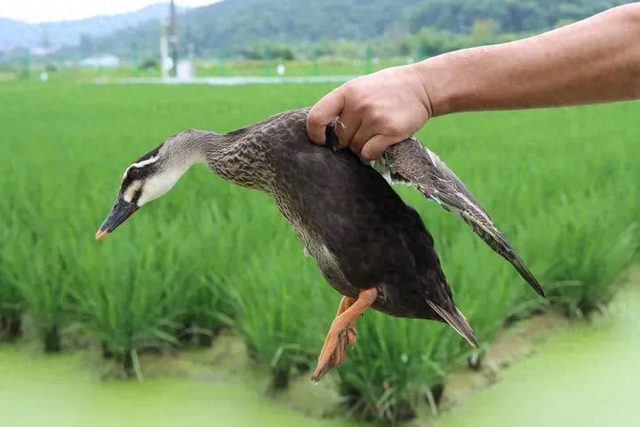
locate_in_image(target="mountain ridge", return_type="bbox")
[2,0,627,59]
[0,3,188,50]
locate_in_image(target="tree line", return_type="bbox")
[52,0,630,61]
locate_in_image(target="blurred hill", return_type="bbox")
[1,0,629,60]
[0,3,186,50]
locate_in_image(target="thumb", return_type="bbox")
[360,134,397,161]
[306,88,345,145]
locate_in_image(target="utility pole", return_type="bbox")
[160,20,169,78]
[40,25,51,54]
[169,0,178,77]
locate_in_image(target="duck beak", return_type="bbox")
[95,198,139,241]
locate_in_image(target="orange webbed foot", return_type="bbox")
[311,321,356,381]
[311,289,377,382]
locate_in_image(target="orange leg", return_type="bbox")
[311,288,378,382]
[326,296,359,370]
[335,296,358,348]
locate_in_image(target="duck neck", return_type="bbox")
[189,129,274,191]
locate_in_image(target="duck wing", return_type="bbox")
[377,137,545,298]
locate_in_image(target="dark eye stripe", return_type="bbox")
[123,162,158,186]
[132,187,143,205]
[120,143,164,199]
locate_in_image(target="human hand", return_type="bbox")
[306,65,433,160]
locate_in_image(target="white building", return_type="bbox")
[79,55,120,68]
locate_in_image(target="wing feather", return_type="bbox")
[378,138,545,298]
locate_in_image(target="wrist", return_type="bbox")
[412,53,460,117]
[414,47,491,117]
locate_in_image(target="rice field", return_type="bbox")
[0,82,638,424]
[7,57,409,84]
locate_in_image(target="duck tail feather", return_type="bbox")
[427,300,478,348]
[507,251,546,298]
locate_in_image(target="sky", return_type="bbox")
[1,0,219,23]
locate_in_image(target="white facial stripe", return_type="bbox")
[123,180,142,203]
[132,156,159,168]
[123,156,160,179]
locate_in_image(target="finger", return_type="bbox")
[334,115,362,150]
[306,88,346,145]
[349,121,375,155]
[360,134,398,161]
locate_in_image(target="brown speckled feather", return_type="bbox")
[377,137,545,298]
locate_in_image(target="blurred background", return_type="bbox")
[1,1,639,426]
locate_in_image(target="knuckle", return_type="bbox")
[370,137,390,158]
[382,121,403,136]
[307,109,323,126]
[343,80,355,90]
[369,110,386,125]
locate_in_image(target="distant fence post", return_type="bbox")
[170,41,178,78]
[132,44,140,76]
[264,47,271,76]
[218,49,226,76]
[57,56,64,78]
[312,49,319,76]
[22,51,31,81]
[418,43,427,60]
[365,45,373,74]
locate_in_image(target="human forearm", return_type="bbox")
[418,3,640,117]
[306,3,640,159]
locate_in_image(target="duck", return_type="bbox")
[95,107,544,381]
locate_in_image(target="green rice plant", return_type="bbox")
[330,220,522,423]
[1,82,639,423]
[0,159,23,341]
[168,224,241,345]
[1,231,72,352]
[419,104,640,317]
[68,189,252,377]
[214,195,334,389]
[166,204,244,346]
[540,198,639,316]
[0,170,75,351]
[336,314,452,423]
[69,238,184,379]
[175,272,239,347]
[0,227,23,341]
[234,251,336,390]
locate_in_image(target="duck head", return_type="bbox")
[95,130,207,240]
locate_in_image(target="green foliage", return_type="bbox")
[138,58,159,71]
[51,0,629,61]
[336,313,458,422]
[0,219,23,341]
[404,0,627,34]
[0,82,637,420]
[471,18,500,42]
[0,171,73,351]
[241,43,296,61]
